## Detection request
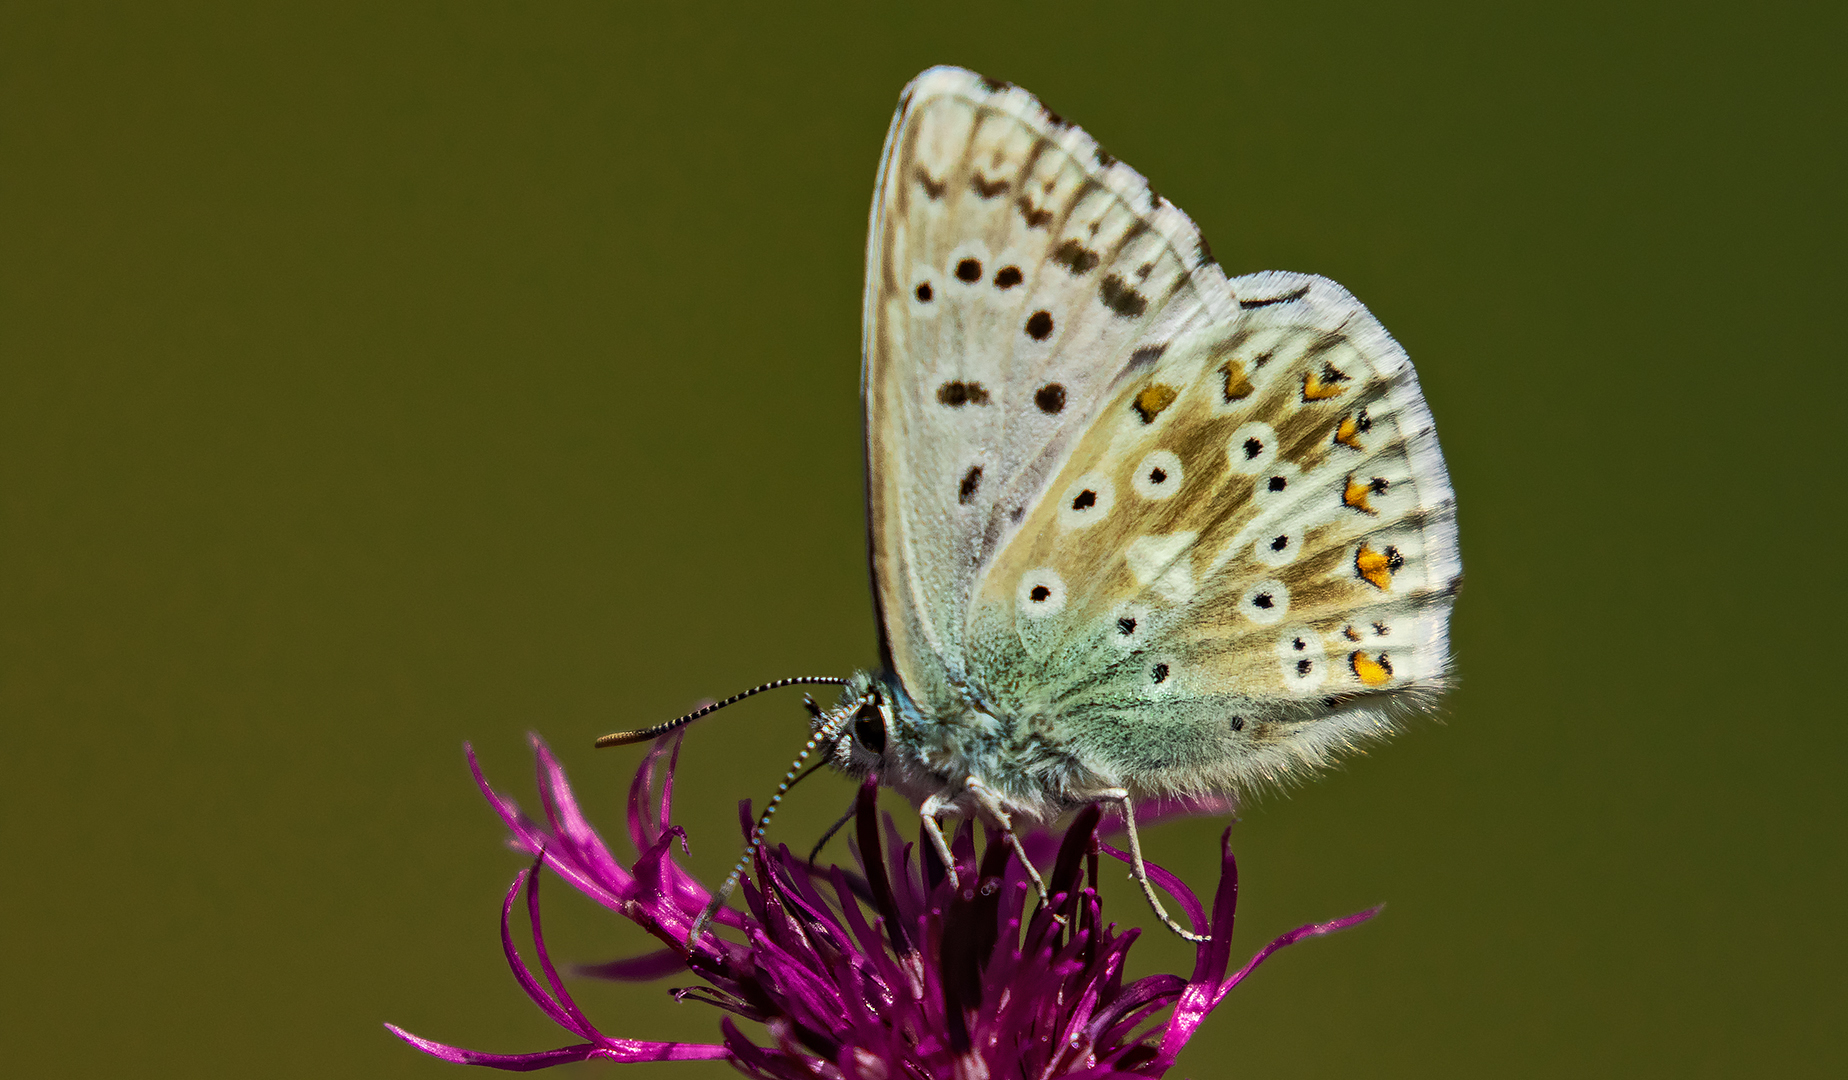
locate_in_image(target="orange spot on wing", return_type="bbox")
[1301,363,1350,402]
[1218,361,1253,402]
[1343,475,1379,515]
[1354,542,1402,590]
[1333,413,1366,450]
[1349,651,1394,686]
[1132,383,1178,423]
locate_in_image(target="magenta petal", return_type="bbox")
[521,864,596,1035]
[386,1025,610,1070]
[495,871,591,1038]
[1096,841,1209,936]
[385,1025,729,1069]
[1214,905,1383,1008]
[575,948,685,982]
[1157,828,1240,1064]
[415,736,1374,1076]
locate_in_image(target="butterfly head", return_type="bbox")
[817,671,898,779]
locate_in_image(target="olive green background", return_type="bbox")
[4,2,1841,1077]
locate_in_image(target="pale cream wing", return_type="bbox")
[965,272,1461,795]
[863,67,1233,716]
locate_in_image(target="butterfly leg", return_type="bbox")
[1098,788,1210,943]
[918,790,961,888]
[964,777,1055,914]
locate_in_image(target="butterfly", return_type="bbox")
[600,66,1460,943]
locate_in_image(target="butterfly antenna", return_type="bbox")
[807,796,858,869]
[593,676,850,748]
[685,705,855,948]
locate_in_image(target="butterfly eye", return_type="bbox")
[853,703,886,755]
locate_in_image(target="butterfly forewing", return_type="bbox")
[864,68,1231,716]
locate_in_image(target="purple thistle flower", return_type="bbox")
[387,735,1378,1077]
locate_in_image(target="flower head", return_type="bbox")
[388,736,1376,1076]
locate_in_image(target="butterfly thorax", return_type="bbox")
[820,670,1107,824]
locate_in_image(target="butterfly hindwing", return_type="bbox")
[966,272,1461,794]
[864,67,1232,717]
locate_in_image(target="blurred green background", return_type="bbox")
[4,2,1842,1077]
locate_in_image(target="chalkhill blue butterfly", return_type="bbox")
[600,67,1461,943]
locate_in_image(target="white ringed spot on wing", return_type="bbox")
[1016,568,1067,618]
[907,263,943,317]
[1239,578,1289,625]
[943,241,994,299]
[1058,472,1115,529]
[1253,461,1302,512]
[1131,449,1184,500]
[1275,626,1328,692]
[1109,603,1151,650]
[1146,655,1180,696]
[983,248,1032,305]
[1253,526,1303,568]
[1226,421,1279,476]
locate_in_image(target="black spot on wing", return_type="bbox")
[1025,311,1054,340]
[1127,343,1166,369]
[1034,383,1066,413]
[1017,197,1053,228]
[1239,285,1311,310]
[971,173,1009,198]
[1051,239,1101,274]
[1099,274,1148,317]
[937,381,991,406]
[958,465,983,504]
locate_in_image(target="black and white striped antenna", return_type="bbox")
[593,675,858,949]
[592,676,850,747]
